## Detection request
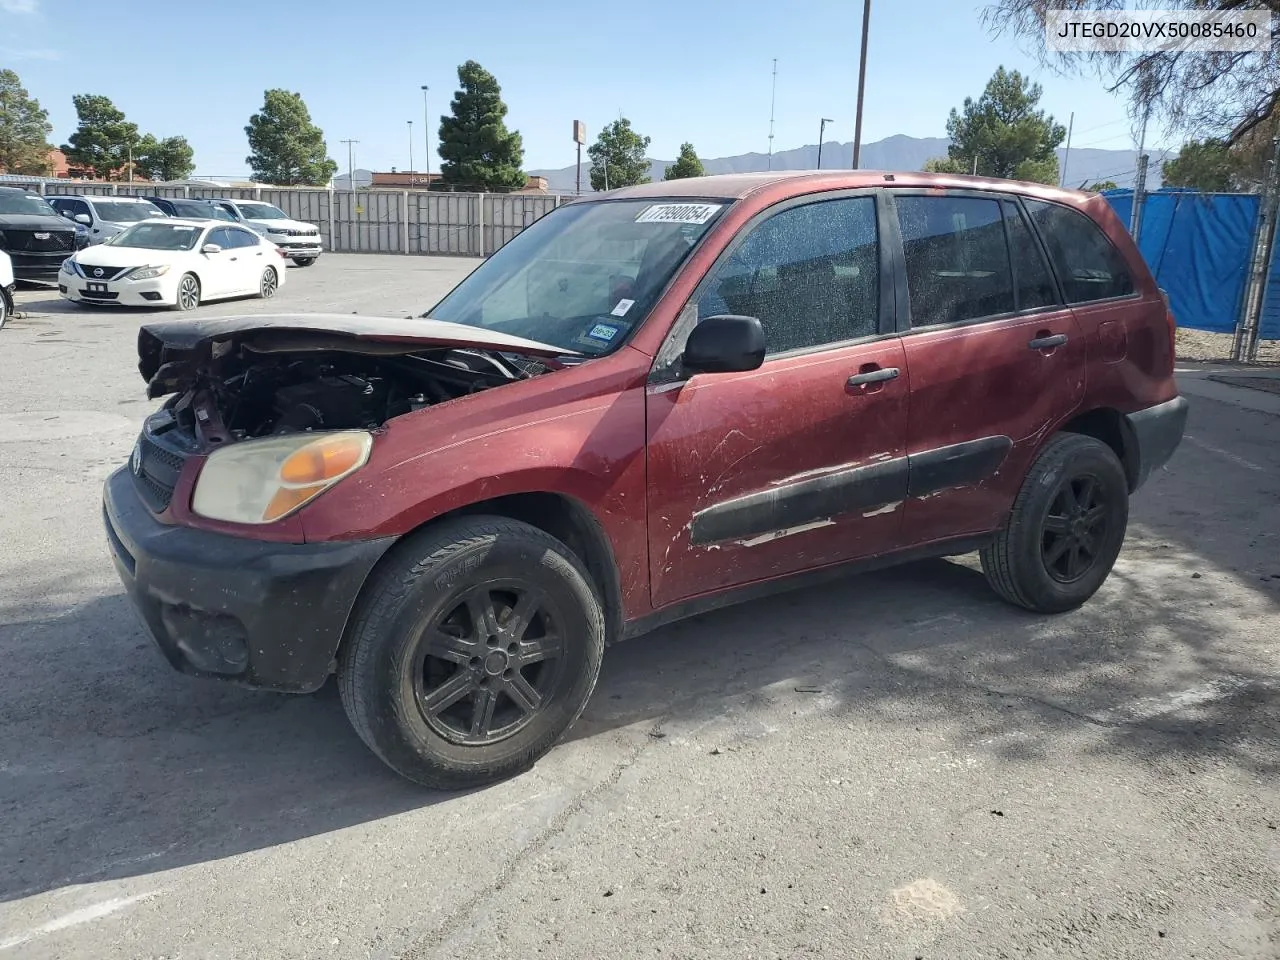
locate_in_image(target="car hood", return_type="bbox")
[247,218,316,232]
[0,214,75,231]
[137,313,579,396]
[75,245,184,268]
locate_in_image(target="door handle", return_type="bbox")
[1028,333,1068,350]
[847,367,901,388]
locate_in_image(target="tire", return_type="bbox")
[338,516,605,789]
[0,289,10,331]
[259,266,278,299]
[980,433,1129,614]
[173,273,201,311]
[293,257,316,267]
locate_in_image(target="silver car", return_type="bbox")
[47,195,168,244]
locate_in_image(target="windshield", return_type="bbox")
[0,192,59,217]
[426,199,727,355]
[94,201,165,223]
[108,222,203,251]
[237,202,288,220]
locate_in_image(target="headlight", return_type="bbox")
[126,264,170,280]
[62,259,82,277]
[192,431,372,524]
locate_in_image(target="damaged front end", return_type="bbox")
[128,313,576,521]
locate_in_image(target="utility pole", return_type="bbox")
[852,0,872,168]
[817,118,833,169]
[421,86,431,181]
[1130,103,1151,239]
[407,121,414,179]
[972,155,978,175]
[767,58,778,171]
[1232,136,1280,362]
[341,139,359,192]
[1060,111,1074,187]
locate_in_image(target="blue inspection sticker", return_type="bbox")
[587,322,621,343]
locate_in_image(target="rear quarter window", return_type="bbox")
[1023,199,1135,304]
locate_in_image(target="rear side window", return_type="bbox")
[896,195,1014,327]
[1002,200,1061,310]
[1023,199,1135,303]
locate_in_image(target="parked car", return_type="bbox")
[195,198,322,266]
[0,186,79,281]
[0,249,13,329]
[47,195,168,244]
[60,218,286,310]
[142,196,238,222]
[104,171,1188,790]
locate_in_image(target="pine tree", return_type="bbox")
[245,90,337,186]
[0,69,54,175]
[588,118,651,191]
[135,135,196,182]
[436,61,526,191]
[941,66,1065,184]
[664,142,705,180]
[62,94,139,179]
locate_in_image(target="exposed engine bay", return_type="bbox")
[162,348,551,443]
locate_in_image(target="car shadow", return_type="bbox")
[1,398,1276,906]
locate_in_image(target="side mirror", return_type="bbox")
[74,213,91,225]
[682,314,766,376]
[201,243,222,254]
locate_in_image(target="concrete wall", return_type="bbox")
[15,180,566,257]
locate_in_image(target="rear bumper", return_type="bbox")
[1125,395,1189,490]
[103,467,396,692]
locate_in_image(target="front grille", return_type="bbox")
[81,265,128,280]
[2,229,74,252]
[132,423,191,512]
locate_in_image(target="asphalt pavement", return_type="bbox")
[1,255,1277,959]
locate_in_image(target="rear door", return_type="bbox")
[223,227,265,293]
[889,190,1086,545]
[646,192,910,608]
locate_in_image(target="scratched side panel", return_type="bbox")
[645,339,909,608]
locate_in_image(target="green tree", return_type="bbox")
[985,0,1278,154]
[245,89,337,186]
[941,66,1065,184]
[0,69,54,175]
[62,94,140,180]
[664,142,705,180]
[1083,180,1119,192]
[588,118,651,191]
[1162,140,1241,192]
[135,135,195,182]
[436,60,526,191]
[922,156,969,174]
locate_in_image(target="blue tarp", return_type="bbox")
[1102,188,1270,336]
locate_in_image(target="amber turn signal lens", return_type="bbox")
[279,434,367,485]
[262,485,320,522]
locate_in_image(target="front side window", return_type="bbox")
[428,199,727,356]
[226,228,259,248]
[696,196,880,355]
[1023,199,1135,303]
[108,222,203,251]
[207,227,234,249]
[896,194,1014,327]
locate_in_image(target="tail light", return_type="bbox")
[275,245,288,259]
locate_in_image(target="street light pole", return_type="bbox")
[421,85,431,182]
[341,139,359,192]
[408,121,414,179]
[817,118,833,169]
[852,0,872,169]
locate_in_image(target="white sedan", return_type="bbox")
[59,219,287,311]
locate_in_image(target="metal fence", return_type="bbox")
[7,179,567,258]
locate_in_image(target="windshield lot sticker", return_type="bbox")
[587,322,621,343]
[635,203,720,225]
[610,299,635,317]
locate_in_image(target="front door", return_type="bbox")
[889,191,1087,545]
[200,228,240,297]
[646,193,911,608]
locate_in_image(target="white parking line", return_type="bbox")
[0,890,163,952]
[1183,435,1263,472]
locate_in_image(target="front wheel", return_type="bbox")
[293,257,316,267]
[173,273,201,311]
[980,433,1129,613]
[259,266,278,299]
[338,517,605,789]
[0,289,10,330]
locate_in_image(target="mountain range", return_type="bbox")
[528,134,1159,193]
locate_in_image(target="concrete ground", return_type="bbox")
[1,255,1277,960]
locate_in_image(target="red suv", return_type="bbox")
[104,172,1187,788]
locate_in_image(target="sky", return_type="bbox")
[1,0,1165,179]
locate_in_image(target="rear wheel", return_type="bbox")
[173,273,200,311]
[259,266,278,299]
[293,257,316,267]
[338,516,605,789]
[980,433,1129,613]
